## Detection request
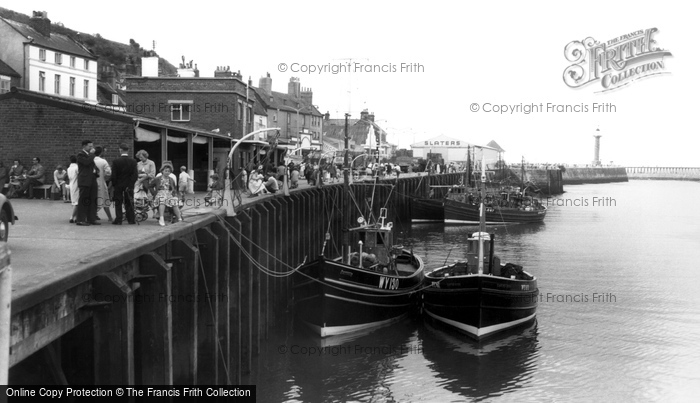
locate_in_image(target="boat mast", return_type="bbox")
[343,113,351,263]
[521,155,525,193]
[478,155,486,275]
[466,145,471,188]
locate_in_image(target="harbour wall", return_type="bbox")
[5,173,461,385]
[625,167,700,181]
[561,167,629,185]
[516,168,564,194]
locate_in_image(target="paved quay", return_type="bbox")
[6,191,227,310]
[6,173,426,311]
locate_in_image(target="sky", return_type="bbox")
[4,0,698,166]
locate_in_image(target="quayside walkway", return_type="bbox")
[2,172,440,385]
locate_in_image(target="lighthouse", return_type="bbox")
[593,128,602,167]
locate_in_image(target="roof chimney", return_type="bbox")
[30,11,51,37]
[259,73,272,94]
[288,77,300,98]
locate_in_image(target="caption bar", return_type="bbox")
[2,386,256,402]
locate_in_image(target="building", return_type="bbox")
[0,87,233,191]
[0,11,98,102]
[124,63,277,176]
[0,59,21,93]
[250,74,324,155]
[323,110,393,161]
[410,135,500,166]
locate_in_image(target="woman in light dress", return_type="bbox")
[247,167,268,197]
[66,155,79,223]
[134,149,156,199]
[149,162,183,226]
[93,146,113,222]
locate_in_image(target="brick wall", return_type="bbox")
[125,77,251,139]
[0,97,133,182]
[126,91,243,138]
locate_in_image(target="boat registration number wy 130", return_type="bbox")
[379,276,399,290]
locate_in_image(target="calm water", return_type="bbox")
[246,180,700,402]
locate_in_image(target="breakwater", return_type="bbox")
[516,168,564,194]
[561,167,628,185]
[5,173,462,385]
[625,167,700,181]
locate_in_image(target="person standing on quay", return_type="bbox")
[111,143,138,225]
[94,146,113,222]
[76,140,99,226]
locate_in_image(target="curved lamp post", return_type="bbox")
[225,127,281,215]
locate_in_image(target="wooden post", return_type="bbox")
[236,211,253,374]
[210,221,231,385]
[228,217,243,384]
[170,239,199,384]
[0,244,11,385]
[135,253,173,385]
[195,227,219,385]
[251,207,263,354]
[92,272,135,385]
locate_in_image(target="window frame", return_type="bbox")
[170,102,192,122]
[54,74,61,94]
[39,71,46,92]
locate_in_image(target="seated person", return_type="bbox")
[18,157,45,199]
[264,175,280,193]
[149,162,183,226]
[248,169,268,197]
[52,165,68,201]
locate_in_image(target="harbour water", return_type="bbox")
[246,180,700,402]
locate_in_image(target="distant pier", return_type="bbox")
[625,167,700,181]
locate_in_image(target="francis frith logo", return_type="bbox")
[563,28,672,92]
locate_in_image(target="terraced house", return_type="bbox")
[0,11,98,102]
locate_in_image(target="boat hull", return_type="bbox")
[444,199,546,224]
[411,197,444,222]
[422,272,538,340]
[293,254,424,337]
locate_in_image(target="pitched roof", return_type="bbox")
[0,58,20,77]
[0,17,95,59]
[251,87,322,116]
[323,118,387,145]
[96,81,126,106]
[486,140,505,152]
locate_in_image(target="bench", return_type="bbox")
[35,184,52,199]
[3,183,53,198]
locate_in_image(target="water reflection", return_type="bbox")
[269,318,417,402]
[419,319,540,401]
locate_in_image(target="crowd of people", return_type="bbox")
[1,141,194,227]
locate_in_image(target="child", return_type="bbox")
[178,166,194,202]
[205,173,224,206]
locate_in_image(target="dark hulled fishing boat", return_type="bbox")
[294,210,425,337]
[293,114,425,337]
[443,188,547,224]
[421,159,538,340]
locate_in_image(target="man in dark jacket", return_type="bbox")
[76,140,99,225]
[110,143,138,224]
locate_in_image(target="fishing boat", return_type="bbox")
[293,115,425,337]
[421,158,538,340]
[443,185,547,224]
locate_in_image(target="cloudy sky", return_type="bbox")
[6,0,698,166]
